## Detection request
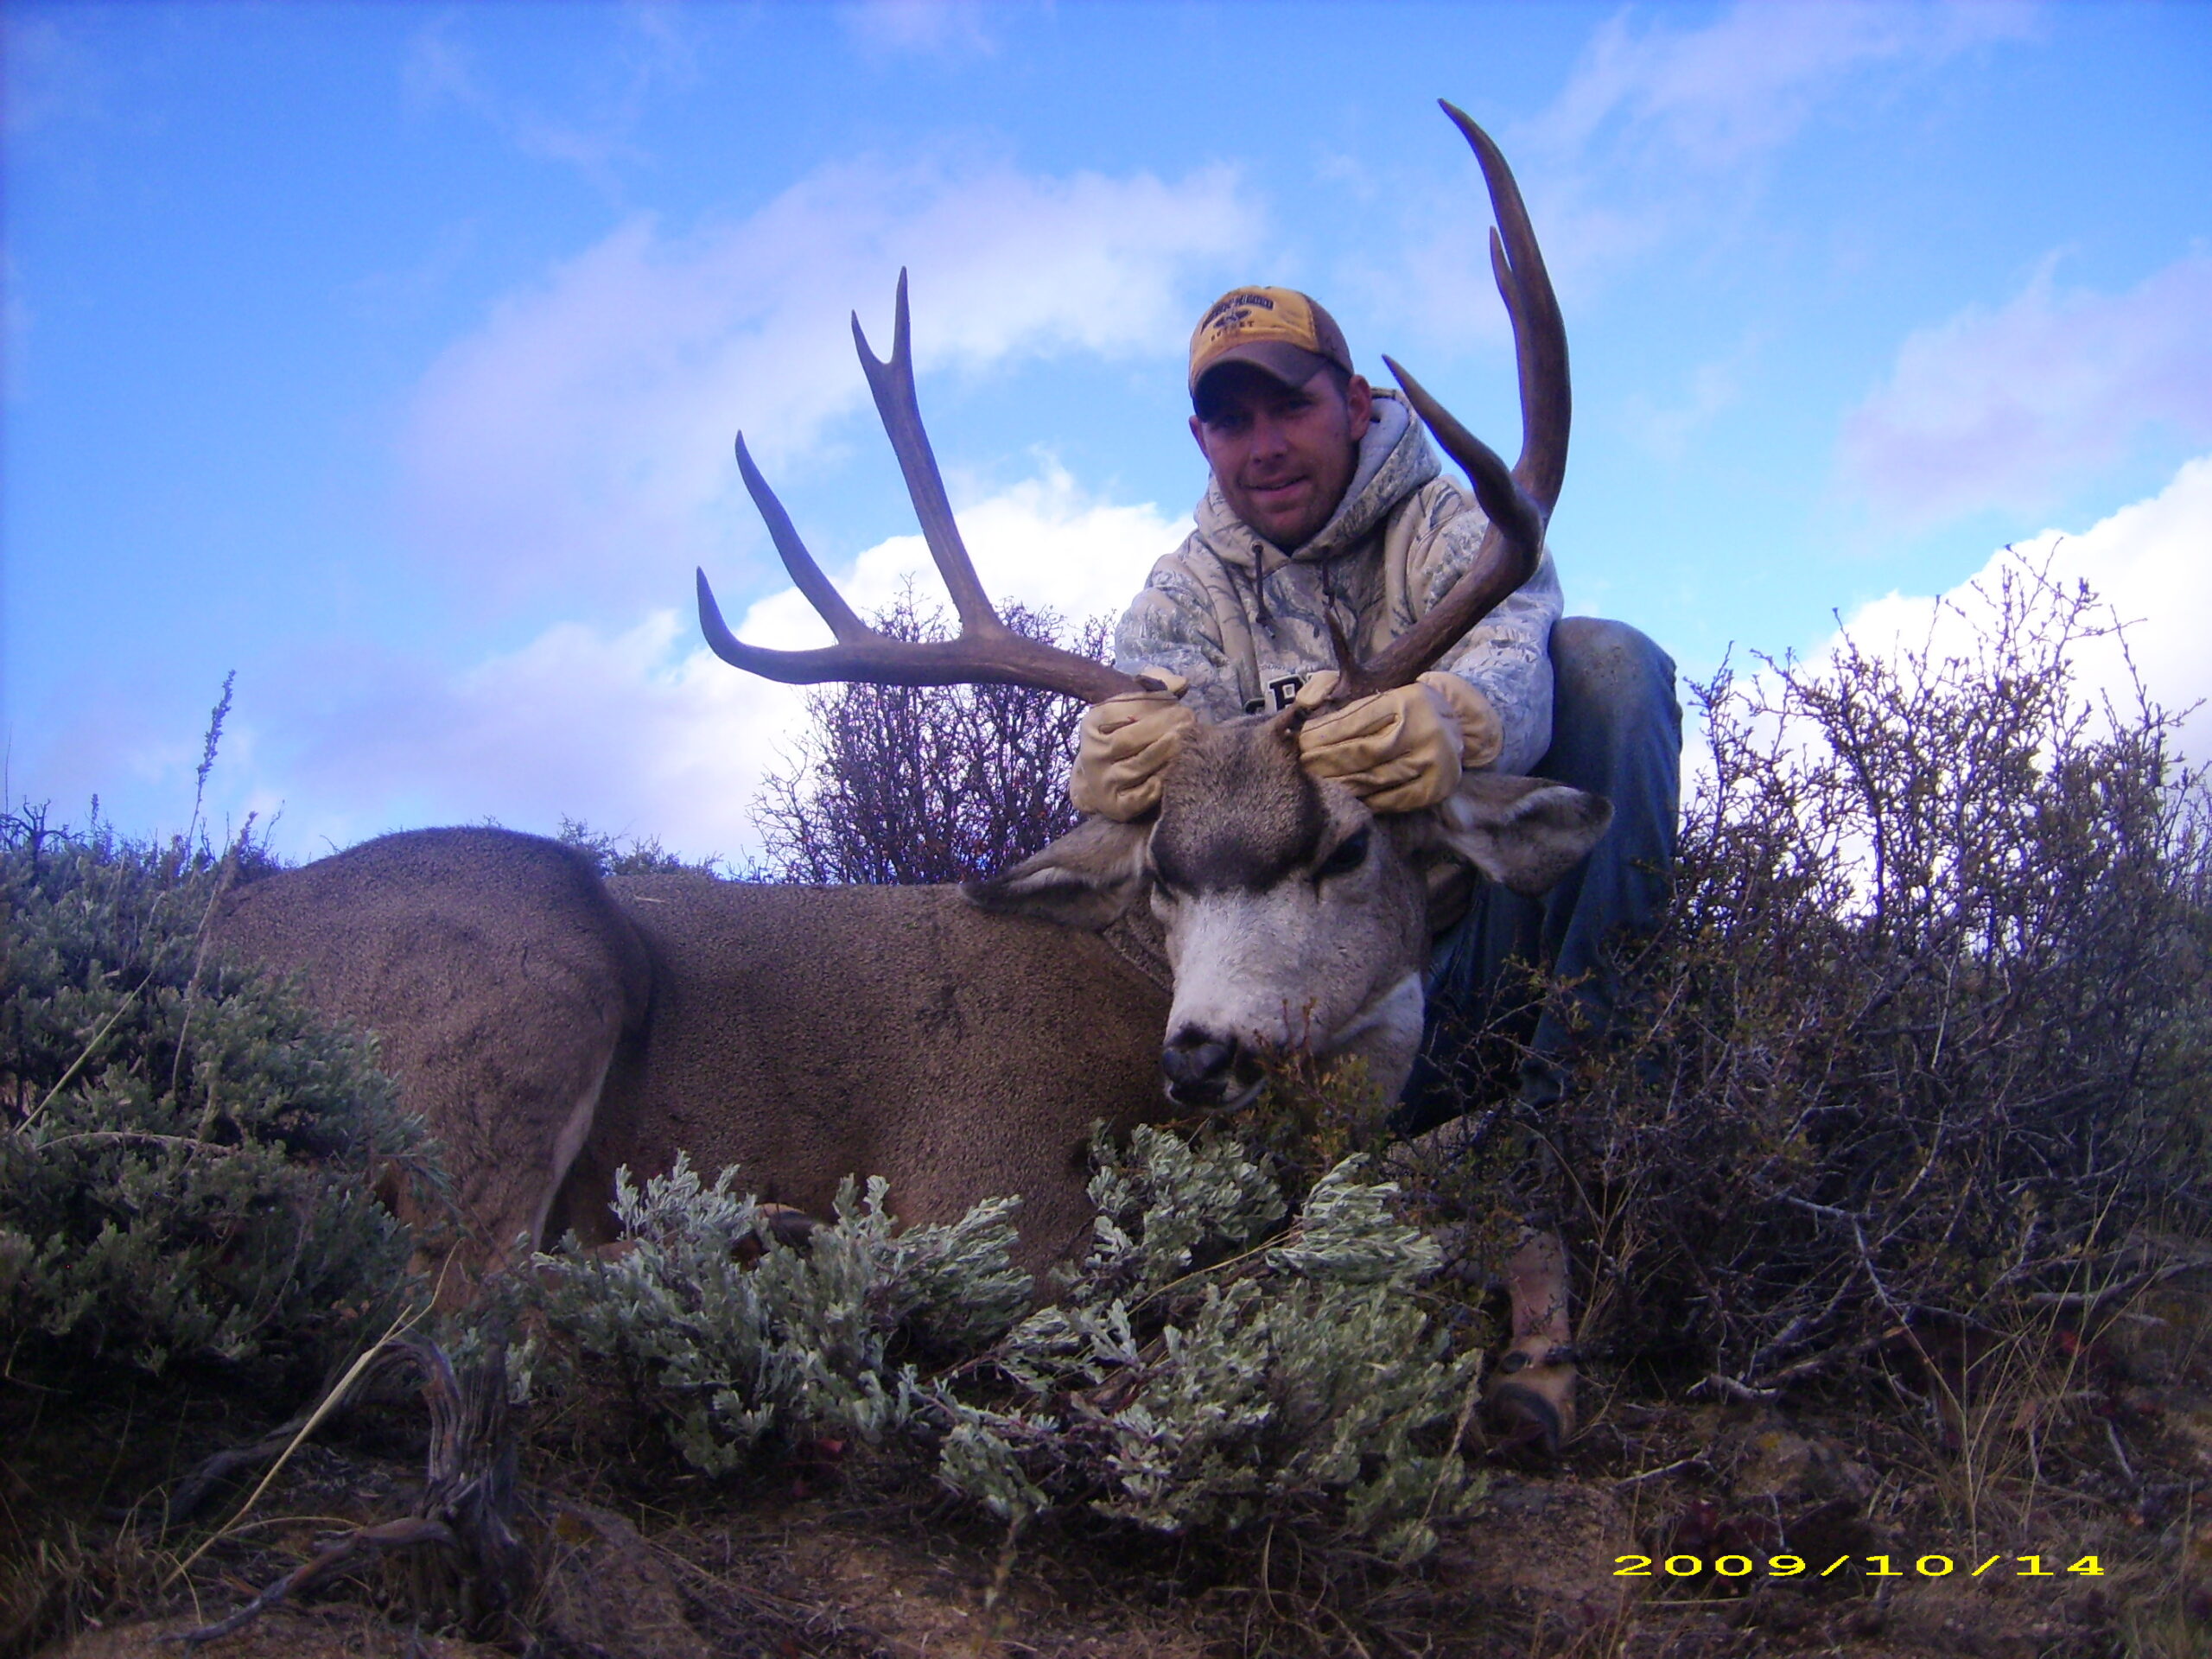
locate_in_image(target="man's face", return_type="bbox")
[1190,365,1374,550]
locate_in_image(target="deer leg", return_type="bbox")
[1486,1227,1575,1455]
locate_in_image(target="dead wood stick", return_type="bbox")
[167,1516,456,1648]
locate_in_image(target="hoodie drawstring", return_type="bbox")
[1248,542,1271,626]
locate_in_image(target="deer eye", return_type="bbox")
[1315,828,1370,883]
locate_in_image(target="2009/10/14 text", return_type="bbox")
[1614,1555,2104,1580]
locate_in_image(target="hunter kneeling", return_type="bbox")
[1071,279,1682,1454]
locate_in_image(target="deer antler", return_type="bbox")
[697,270,1147,704]
[1331,101,1568,699]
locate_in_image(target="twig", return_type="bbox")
[161,1290,435,1588]
[168,1320,523,1647]
[1128,1227,1290,1318]
[1753,1326,1904,1391]
[1780,1196,1866,1224]
[2105,1420,2136,1487]
[166,1516,455,1648]
[1614,1452,1709,1487]
[35,1131,231,1155]
[17,973,153,1134]
[148,1421,312,1534]
[1419,1360,1488,1532]
[647,1529,845,1630]
[170,843,245,1105]
[1694,1373,1778,1404]
[2028,1258,2211,1311]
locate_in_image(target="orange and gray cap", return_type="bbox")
[1187,286,1354,403]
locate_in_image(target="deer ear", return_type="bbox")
[964,816,1153,931]
[1417,772,1613,899]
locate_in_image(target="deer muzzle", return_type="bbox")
[1160,1025,1262,1109]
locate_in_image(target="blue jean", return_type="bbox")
[1396,617,1681,1134]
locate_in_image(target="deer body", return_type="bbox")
[556,871,1170,1269]
[212,717,1601,1283]
[210,827,652,1268]
[213,830,1173,1277]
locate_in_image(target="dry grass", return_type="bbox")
[9,1270,2212,1656]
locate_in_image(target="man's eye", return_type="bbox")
[1316,829,1370,881]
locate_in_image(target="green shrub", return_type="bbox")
[940,1129,1481,1563]
[532,1126,1482,1561]
[553,815,728,878]
[1502,560,2212,1393]
[1,814,428,1386]
[531,1155,1032,1473]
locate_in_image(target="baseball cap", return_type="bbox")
[1187,286,1355,404]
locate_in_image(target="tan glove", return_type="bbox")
[1293,671,1501,813]
[1420,671,1503,770]
[1068,670,1197,821]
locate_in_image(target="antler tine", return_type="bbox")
[1451,100,1567,506]
[1339,101,1570,697]
[732,433,869,644]
[853,270,1007,639]
[696,559,1142,700]
[697,276,1147,704]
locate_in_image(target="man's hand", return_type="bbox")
[1293,671,1502,812]
[1068,670,1197,821]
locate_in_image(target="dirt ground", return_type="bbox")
[7,1278,2211,1656]
[7,1385,2205,1656]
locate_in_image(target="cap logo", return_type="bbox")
[1186,284,1351,395]
[1203,291,1279,331]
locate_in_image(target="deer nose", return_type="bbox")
[1161,1027,1239,1104]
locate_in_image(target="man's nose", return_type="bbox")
[1247,412,1290,457]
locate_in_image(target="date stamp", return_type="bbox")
[1615,1554,2105,1580]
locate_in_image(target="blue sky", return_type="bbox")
[6,1,2209,861]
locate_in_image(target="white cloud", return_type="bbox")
[400,9,700,189]
[838,1,997,58]
[1620,334,1760,462]
[241,469,1186,861]
[1681,454,2212,830]
[1838,251,2212,528]
[1824,453,2212,767]
[397,156,1255,610]
[3,15,105,138]
[1535,1,2039,168]
[1364,0,2041,338]
[734,458,1185,651]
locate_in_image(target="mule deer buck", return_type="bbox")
[213,105,1604,1433]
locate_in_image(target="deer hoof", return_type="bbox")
[1484,1338,1577,1458]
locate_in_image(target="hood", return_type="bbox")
[1194,390,1440,571]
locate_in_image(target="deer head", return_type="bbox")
[698,102,1608,1109]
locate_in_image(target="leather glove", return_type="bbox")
[1292,671,1501,813]
[1419,671,1503,770]
[1068,670,1197,821]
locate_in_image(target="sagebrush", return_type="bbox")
[1484,560,2212,1395]
[531,1120,1484,1560]
[0,811,429,1388]
[531,1154,1031,1473]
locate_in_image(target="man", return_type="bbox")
[1069,284,1683,1446]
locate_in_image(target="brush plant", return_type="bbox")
[530,1155,1032,1473]
[1,814,427,1387]
[533,1126,1483,1560]
[1452,558,2212,1395]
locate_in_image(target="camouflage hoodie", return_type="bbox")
[1113,389,1563,775]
